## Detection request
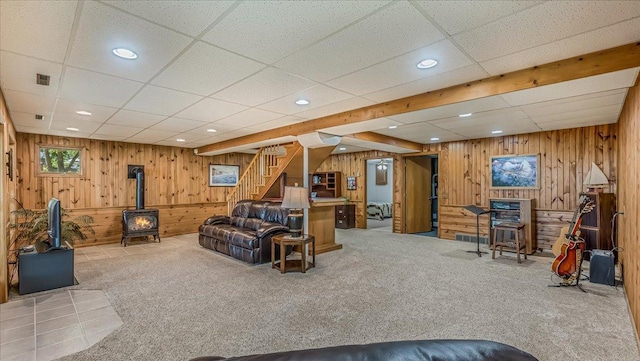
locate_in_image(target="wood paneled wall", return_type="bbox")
[1,89,18,303]
[16,133,254,209]
[617,79,640,343]
[14,133,254,246]
[319,125,618,249]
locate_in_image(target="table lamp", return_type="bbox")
[281,185,310,238]
[583,162,609,192]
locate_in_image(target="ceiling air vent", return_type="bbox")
[35,114,44,120]
[36,73,50,86]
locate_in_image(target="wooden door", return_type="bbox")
[405,156,432,233]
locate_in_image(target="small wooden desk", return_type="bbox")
[272,234,315,273]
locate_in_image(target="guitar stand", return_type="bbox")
[549,250,589,292]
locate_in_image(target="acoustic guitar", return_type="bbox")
[551,195,591,256]
[551,197,595,279]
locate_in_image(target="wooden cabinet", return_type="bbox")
[489,198,536,254]
[310,172,341,198]
[579,192,615,252]
[335,204,355,229]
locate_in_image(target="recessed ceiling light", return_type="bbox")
[430,137,439,141]
[388,125,398,129]
[491,130,503,134]
[459,113,472,117]
[176,138,186,142]
[295,99,310,105]
[66,127,79,131]
[206,129,217,133]
[416,59,438,69]
[339,147,346,151]
[112,47,138,60]
[76,110,92,116]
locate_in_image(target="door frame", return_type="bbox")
[402,151,440,237]
[362,155,397,230]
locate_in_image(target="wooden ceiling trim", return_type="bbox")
[346,132,423,151]
[196,42,640,154]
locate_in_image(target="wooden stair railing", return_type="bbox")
[226,142,302,213]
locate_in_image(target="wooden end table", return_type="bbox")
[271,234,315,273]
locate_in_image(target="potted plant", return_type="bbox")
[7,202,95,286]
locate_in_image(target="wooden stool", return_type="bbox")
[492,223,527,263]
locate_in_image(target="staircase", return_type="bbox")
[226,142,302,213]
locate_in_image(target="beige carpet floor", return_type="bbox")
[23,230,640,361]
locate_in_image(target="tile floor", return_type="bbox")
[1,235,195,361]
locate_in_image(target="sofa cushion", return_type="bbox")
[229,229,259,249]
[248,201,269,219]
[263,203,289,226]
[231,200,253,218]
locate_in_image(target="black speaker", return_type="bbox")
[589,249,615,286]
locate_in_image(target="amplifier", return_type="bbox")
[589,249,615,286]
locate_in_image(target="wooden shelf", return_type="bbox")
[490,198,536,254]
[310,172,341,198]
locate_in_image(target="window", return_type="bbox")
[37,145,83,176]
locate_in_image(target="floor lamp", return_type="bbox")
[463,205,491,257]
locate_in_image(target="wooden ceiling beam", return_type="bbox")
[345,132,423,151]
[196,42,640,155]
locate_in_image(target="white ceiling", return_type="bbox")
[0,0,638,154]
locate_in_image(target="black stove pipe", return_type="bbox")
[135,168,144,210]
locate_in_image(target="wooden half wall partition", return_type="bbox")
[617,78,640,344]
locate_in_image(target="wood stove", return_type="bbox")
[122,166,160,246]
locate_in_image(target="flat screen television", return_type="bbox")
[47,198,62,249]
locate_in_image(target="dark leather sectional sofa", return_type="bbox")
[190,339,538,361]
[198,200,290,264]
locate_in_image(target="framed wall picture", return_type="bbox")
[375,163,388,185]
[346,176,357,190]
[490,153,540,189]
[209,164,240,187]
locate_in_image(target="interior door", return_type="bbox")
[405,156,432,233]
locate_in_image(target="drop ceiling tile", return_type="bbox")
[537,113,619,131]
[274,1,445,82]
[184,123,241,135]
[7,111,51,129]
[151,41,265,96]
[430,108,531,130]
[106,110,166,127]
[321,118,402,136]
[214,108,283,127]
[124,85,202,116]
[531,104,623,124]
[3,90,56,117]
[49,118,102,133]
[125,129,176,142]
[362,64,487,103]
[328,40,473,95]
[176,98,248,122]
[154,139,191,147]
[0,51,63,97]
[416,1,543,36]
[453,119,541,139]
[520,89,627,118]
[480,18,640,75]
[202,1,390,64]
[53,99,118,124]
[172,131,212,143]
[258,85,353,115]
[206,128,257,142]
[66,1,193,82]
[292,97,375,120]
[148,117,207,132]
[89,133,128,141]
[59,67,144,108]
[453,1,640,62]
[0,0,77,62]
[15,125,50,135]
[93,124,144,137]
[212,67,316,107]
[500,67,640,106]
[103,0,234,37]
[48,129,92,138]
[331,144,371,154]
[373,123,465,143]
[246,116,306,132]
[388,95,511,124]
